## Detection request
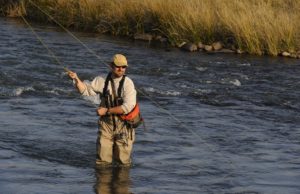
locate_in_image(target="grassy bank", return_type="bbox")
[2,0,300,57]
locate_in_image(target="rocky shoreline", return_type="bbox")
[134,33,300,59]
[0,0,300,59]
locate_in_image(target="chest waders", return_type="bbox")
[96,73,134,165]
[101,72,127,133]
[101,72,143,139]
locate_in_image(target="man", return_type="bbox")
[68,54,137,166]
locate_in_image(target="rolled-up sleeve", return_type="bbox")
[81,76,105,96]
[121,78,137,114]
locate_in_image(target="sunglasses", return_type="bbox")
[112,63,127,69]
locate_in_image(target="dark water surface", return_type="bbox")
[1,17,300,194]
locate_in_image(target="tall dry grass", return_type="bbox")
[5,0,300,56]
[217,0,300,55]
[0,0,25,17]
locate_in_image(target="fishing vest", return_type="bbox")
[101,72,143,128]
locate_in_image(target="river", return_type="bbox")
[0,17,300,194]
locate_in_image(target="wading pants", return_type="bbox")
[96,116,135,166]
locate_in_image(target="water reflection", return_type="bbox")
[94,167,132,194]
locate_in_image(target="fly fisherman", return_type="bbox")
[67,54,137,167]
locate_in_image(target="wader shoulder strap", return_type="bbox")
[102,72,112,96]
[102,73,126,108]
[102,72,117,130]
[117,75,126,98]
[103,73,126,98]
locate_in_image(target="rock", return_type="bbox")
[154,35,162,40]
[296,51,300,59]
[197,42,204,49]
[159,37,168,43]
[212,42,223,51]
[281,51,290,57]
[153,35,168,43]
[236,49,243,54]
[180,43,198,52]
[134,33,153,41]
[177,42,186,48]
[204,45,213,52]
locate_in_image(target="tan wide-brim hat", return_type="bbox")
[112,54,128,67]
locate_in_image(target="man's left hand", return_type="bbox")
[97,107,108,116]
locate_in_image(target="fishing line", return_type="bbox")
[27,0,110,70]
[21,15,65,69]
[24,0,239,175]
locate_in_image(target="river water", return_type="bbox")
[0,17,300,194]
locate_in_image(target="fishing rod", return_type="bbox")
[22,0,239,177]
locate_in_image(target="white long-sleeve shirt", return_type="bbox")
[81,75,137,114]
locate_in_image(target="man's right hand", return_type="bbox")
[66,70,85,93]
[67,70,78,81]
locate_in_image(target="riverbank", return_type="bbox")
[2,0,300,58]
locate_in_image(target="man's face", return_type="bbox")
[111,63,127,78]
